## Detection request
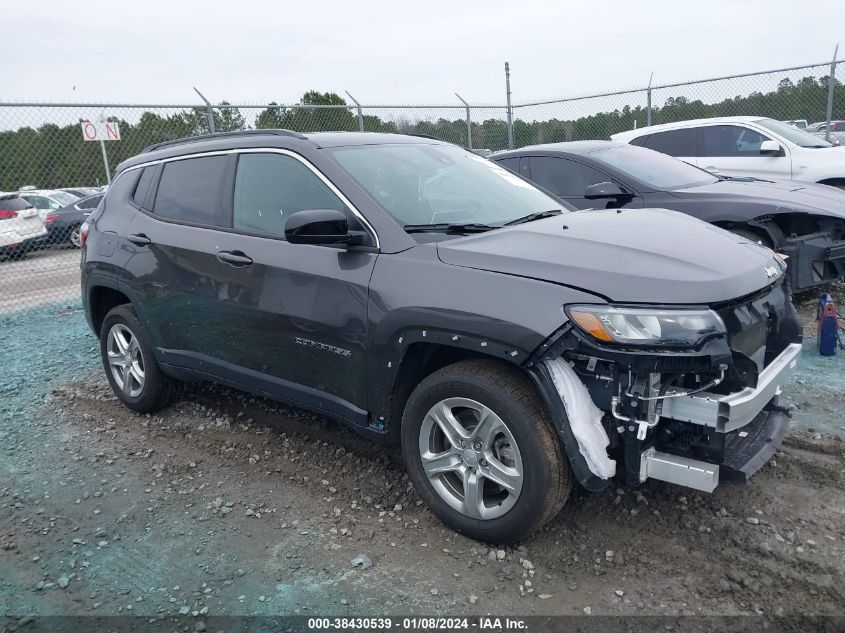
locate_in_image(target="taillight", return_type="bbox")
[79,222,89,246]
[45,214,59,224]
[0,209,18,219]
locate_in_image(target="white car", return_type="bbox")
[611,116,845,189]
[18,189,81,223]
[0,194,47,258]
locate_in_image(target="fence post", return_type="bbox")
[455,93,473,149]
[646,72,653,127]
[504,62,514,149]
[345,91,365,132]
[825,45,839,143]
[193,86,215,134]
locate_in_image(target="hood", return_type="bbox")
[676,178,845,220]
[436,208,782,304]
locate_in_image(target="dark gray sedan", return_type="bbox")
[492,141,845,292]
[43,193,104,247]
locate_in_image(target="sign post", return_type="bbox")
[81,119,121,185]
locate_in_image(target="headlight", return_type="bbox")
[566,305,726,348]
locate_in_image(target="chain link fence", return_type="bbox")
[0,58,843,315]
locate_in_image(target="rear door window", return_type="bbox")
[641,128,694,156]
[152,156,229,226]
[232,153,349,237]
[527,156,608,197]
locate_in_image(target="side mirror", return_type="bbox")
[284,209,367,247]
[584,181,628,199]
[759,140,784,156]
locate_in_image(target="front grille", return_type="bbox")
[714,283,793,390]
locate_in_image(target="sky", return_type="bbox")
[5,0,843,107]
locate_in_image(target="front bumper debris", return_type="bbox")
[640,407,790,492]
[659,343,801,432]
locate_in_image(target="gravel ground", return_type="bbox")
[1,294,844,627]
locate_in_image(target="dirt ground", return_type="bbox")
[2,291,845,629]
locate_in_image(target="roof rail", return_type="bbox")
[142,129,309,153]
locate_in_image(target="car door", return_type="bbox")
[219,151,377,418]
[697,124,792,179]
[121,155,236,364]
[525,156,643,209]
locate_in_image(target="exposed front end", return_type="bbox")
[532,278,803,493]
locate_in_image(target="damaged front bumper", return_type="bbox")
[528,283,802,495]
[640,407,790,492]
[639,342,800,492]
[659,342,801,432]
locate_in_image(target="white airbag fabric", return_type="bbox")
[544,358,616,479]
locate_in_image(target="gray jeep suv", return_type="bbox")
[81,130,802,542]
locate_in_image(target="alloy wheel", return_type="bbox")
[70,226,82,247]
[106,323,145,398]
[418,397,523,520]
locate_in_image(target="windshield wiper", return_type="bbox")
[403,222,497,234]
[503,209,562,226]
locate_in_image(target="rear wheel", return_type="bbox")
[100,304,177,412]
[401,359,572,543]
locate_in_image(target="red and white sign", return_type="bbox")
[81,121,121,141]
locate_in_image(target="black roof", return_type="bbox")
[495,140,626,158]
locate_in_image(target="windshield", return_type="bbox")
[592,145,718,189]
[329,143,571,228]
[756,118,832,148]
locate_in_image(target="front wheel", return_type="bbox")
[401,359,572,543]
[100,304,177,412]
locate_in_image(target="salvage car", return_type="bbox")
[611,116,845,188]
[491,141,845,292]
[81,130,802,542]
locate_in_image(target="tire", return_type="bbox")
[401,359,572,543]
[69,224,83,248]
[100,304,177,412]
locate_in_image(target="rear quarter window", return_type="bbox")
[132,166,157,208]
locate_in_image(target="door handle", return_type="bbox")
[216,250,253,267]
[127,233,151,246]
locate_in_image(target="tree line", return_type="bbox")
[0,77,841,191]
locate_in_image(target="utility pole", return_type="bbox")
[505,62,514,149]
